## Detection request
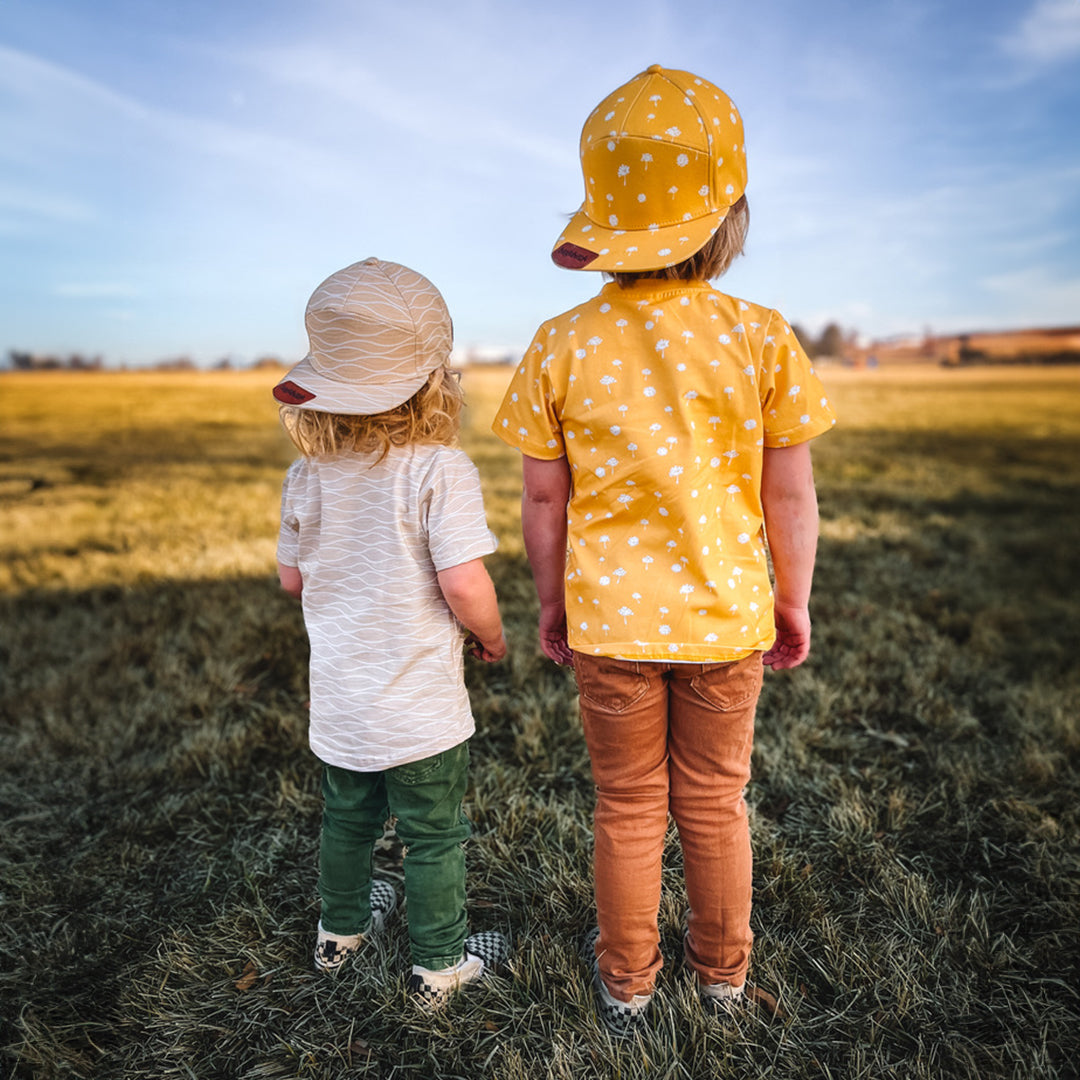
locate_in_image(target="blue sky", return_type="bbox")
[2,0,1078,366]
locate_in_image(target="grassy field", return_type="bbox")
[1,364,1078,1079]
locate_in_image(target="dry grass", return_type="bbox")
[1,365,1078,1079]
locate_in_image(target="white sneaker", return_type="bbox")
[313,879,397,973]
[583,928,652,1038]
[407,930,510,1007]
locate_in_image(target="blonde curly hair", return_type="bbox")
[279,365,464,461]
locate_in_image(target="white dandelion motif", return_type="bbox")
[656,446,668,456]
[617,494,633,507]
[614,568,627,585]
[744,419,757,431]
[642,368,652,380]
[666,126,681,137]
[599,375,617,393]
[575,348,587,359]
[724,386,735,398]
[606,457,619,471]
[628,536,640,547]
[618,606,634,624]
[649,423,662,435]
[788,384,801,397]
[704,633,718,643]
[680,584,695,600]
[737,532,751,544]
[682,330,694,343]
[641,152,653,168]
[599,534,610,549]
[588,336,604,353]
[599,576,610,586]
[718,334,731,344]
[642,556,654,570]
[732,323,745,336]
[685,390,699,401]
[659,625,671,635]
[670,465,684,483]
[627,442,638,457]
[617,164,630,182]
[726,484,741,494]
[616,318,628,332]
[644,386,657,398]
[609,425,621,436]
[656,339,670,357]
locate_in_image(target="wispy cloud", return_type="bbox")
[1001,0,1080,64]
[54,282,140,299]
[0,43,352,190]
[232,43,568,170]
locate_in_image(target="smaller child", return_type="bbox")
[274,257,509,1004]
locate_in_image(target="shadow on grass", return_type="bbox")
[1,541,1078,1077]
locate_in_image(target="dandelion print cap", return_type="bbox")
[272,258,452,415]
[552,65,748,273]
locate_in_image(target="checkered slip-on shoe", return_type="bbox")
[582,928,652,1038]
[313,878,398,973]
[407,930,510,1008]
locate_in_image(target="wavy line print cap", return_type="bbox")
[272,258,452,415]
[552,65,747,273]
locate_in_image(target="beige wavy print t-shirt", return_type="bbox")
[278,443,497,771]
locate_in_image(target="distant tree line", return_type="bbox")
[5,350,286,372]
[789,322,853,360]
[7,350,105,371]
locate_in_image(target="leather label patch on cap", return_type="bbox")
[273,380,316,404]
[552,243,599,268]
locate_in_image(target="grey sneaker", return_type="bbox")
[583,928,652,1038]
[699,979,782,1020]
[407,930,510,1008]
[313,878,398,973]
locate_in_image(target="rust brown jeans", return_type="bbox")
[574,650,763,1002]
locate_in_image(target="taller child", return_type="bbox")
[492,66,835,1036]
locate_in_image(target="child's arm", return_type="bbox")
[760,442,819,670]
[521,455,574,666]
[278,560,303,599]
[437,559,507,662]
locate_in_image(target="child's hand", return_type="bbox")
[763,601,811,670]
[538,603,574,667]
[466,633,507,663]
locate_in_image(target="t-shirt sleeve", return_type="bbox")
[276,460,303,566]
[423,450,499,572]
[490,327,566,459]
[757,311,837,447]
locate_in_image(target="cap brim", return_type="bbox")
[551,205,728,272]
[272,353,432,415]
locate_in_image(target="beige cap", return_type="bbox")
[273,258,452,415]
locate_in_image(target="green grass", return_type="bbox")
[1,366,1078,1079]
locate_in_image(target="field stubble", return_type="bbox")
[1,365,1078,1079]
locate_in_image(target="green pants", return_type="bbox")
[318,741,471,970]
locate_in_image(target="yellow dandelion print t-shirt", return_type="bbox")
[493,279,836,662]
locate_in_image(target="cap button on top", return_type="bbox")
[647,64,663,74]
